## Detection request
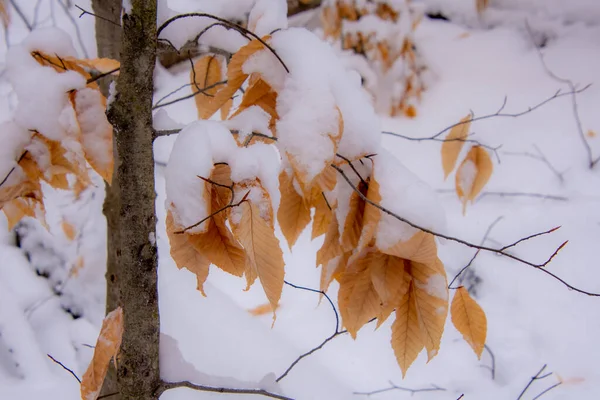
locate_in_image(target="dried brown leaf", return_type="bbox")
[455,145,493,213]
[191,55,225,120]
[380,231,438,265]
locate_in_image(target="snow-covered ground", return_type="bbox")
[1,1,600,399]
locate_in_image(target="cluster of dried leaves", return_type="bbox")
[166,32,487,376]
[0,51,117,231]
[321,0,426,117]
[440,115,494,212]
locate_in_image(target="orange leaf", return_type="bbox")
[190,218,246,277]
[166,211,210,295]
[380,231,438,265]
[231,77,278,123]
[441,115,471,179]
[81,307,123,400]
[191,55,226,120]
[358,174,381,250]
[311,190,333,239]
[248,302,279,316]
[341,181,367,252]
[233,201,284,317]
[316,216,342,269]
[200,38,269,120]
[455,145,493,213]
[391,281,424,377]
[62,220,77,241]
[451,287,487,359]
[410,259,448,361]
[338,250,385,338]
[277,171,311,249]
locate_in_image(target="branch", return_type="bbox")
[275,280,346,382]
[156,13,289,73]
[86,67,120,85]
[332,163,600,296]
[448,216,503,289]
[152,80,228,110]
[482,344,496,380]
[476,191,568,202]
[525,22,597,169]
[517,364,561,400]
[354,382,446,396]
[383,87,590,146]
[9,0,33,31]
[502,145,565,183]
[154,129,182,139]
[47,354,81,383]
[0,151,28,189]
[75,4,121,27]
[157,380,292,400]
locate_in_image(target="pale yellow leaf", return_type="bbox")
[233,201,284,315]
[358,174,381,250]
[277,171,311,249]
[316,216,342,268]
[455,145,493,213]
[341,181,367,252]
[320,251,349,294]
[391,281,424,377]
[311,190,333,239]
[441,115,471,179]
[451,287,487,359]
[81,307,123,400]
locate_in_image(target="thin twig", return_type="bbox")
[448,217,503,289]
[354,382,446,396]
[154,129,182,138]
[47,354,81,383]
[0,151,28,189]
[476,192,568,202]
[483,344,496,380]
[157,380,292,400]
[333,164,600,296]
[175,190,249,234]
[152,80,228,110]
[525,22,596,169]
[56,0,89,58]
[87,67,120,85]
[499,226,560,252]
[532,382,562,400]
[383,87,590,146]
[517,364,556,400]
[75,4,121,27]
[9,0,33,31]
[276,280,345,382]
[157,13,290,73]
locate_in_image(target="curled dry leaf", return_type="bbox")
[81,307,123,400]
[166,211,210,295]
[455,145,493,213]
[441,115,472,179]
[391,281,424,377]
[451,287,487,359]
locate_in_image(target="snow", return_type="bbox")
[2,1,600,399]
[248,0,288,37]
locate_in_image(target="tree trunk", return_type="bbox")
[107,1,159,399]
[92,0,122,397]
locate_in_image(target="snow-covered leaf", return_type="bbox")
[455,145,493,213]
[441,115,471,179]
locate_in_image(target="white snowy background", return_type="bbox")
[1,0,599,399]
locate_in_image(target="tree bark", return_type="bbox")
[92,0,122,397]
[107,1,159,399]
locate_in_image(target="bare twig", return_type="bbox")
[502,146,565,183]
[476,192,568,202]
[383,87,590,146]
[517,364,559,400]
[9,0,33,31]
[152,80,228,110]
[0,151,28,189]
[154,129,182,138]
[75,4,120,27]
[47,354,81,383]
[86,67,120,85]
[525,22,596,168]
[354,381,446,396]
[157,380,292,400]
[333,164,600,296]
[448,217,503,289]
[499,226,560,252]
[56,0,89,58]
[175,190,249,234]
[532,382,562,400]
[457,395,465,400]
[157,13,290,73]
[276,280,346,382]
[482,344,496,380]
